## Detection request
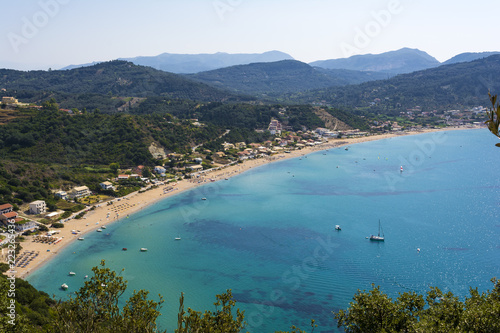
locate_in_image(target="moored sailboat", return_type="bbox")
[369,220,385,241]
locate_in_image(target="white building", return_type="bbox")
[29,200,46,215]
[55,191,68,200]
[100,181,114,191]
[69,186,91,199]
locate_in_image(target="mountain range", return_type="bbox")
[59,48,500,76]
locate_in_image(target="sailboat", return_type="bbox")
[369,220,385,241]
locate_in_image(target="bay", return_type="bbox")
[28,129,500,332]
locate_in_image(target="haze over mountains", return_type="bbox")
[59,48,500,75]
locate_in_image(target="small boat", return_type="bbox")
[335,225,341,231]
[69,272,76,276]
[102,226,107,229]
[122,248,127,251]
[175,237,181,240]
[140,248,148,252]
[97,229,102,232]
[369,220,385,241]
[400,166,404,172]
[345,147,349,151]
[201,197,207,200]
[78,237,84,241]
[61,283,68,290]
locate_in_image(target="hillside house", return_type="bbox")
[29,200,46,215]
[69,186,91,199]
[154,166,166,174]
[100,181,114,191]
[1,97,18,105]
[268,118,283,135]
[0,211,18,225]
[55,191,68,200]
[0,203,13,215]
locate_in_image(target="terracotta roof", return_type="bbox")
[0,203,13,210]
[2,211,18,218]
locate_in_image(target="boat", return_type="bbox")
[61,283,68,290]
[69,272,76,276]
[201,198,207,200]
[78,237,84,241]
[96,229,102,232]
[369,220,385,241]
[122,247,127,251]
[140,248,148,252]
[400,166,404,172]
[102,225,107,229]
[335,225,341,231]
[175,236,181,240]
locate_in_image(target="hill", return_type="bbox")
[442,51,500,65]
[310,48,440,74]
[187,60,393,97]
[117,50,294,74]
[0,61,247,111]
[289,54,500,114]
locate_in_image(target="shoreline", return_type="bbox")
[10,126,481,279]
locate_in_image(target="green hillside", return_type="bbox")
[0,61,248,112]
[289,54,500,115]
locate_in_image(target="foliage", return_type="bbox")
[287,54,500,115]
[334,278,500,333]
[175,289,246,333]
[0,61,243,111]
[52,260,165,333]
[485,92,500,146]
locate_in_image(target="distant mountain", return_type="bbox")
[187,60,394,97]
[442,52,500,65]
[310,48,440,74]
[290,54,500,113]
[0,61,246,111]
[118,51,295,74]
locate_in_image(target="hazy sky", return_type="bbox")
[1,0,498,70]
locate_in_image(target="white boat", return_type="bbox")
[78,237,84,241]
[369,220,385,241]
[97,229,102,232]
[140,248,148,252]
[201,197,207,200]
[69,272,76,276]
[61,283,68,290]
[175,236,181,240]
[335,225,341,230]
[102,225,107,229]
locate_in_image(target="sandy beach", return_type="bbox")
[8,126,477,279]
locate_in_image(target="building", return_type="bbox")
[0,203,13,215]
[0,211,18,225]
[55,191,68,200]
[1,97,18,105]
[154,166,166,174]
[14,220,37,232]
[69,186,91,199]
[100,181,114,191]
[29,200,46,215]
[268,118,283,135]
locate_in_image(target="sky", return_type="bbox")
[0,0,499,71]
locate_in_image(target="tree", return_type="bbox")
[53,260,165,333]
[175,289,246,333]
[334,279,500,333]
[485,92,500,146]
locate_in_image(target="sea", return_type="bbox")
[27,129,500,332]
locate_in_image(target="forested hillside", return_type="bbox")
[288,54,500,114]
[0,61,248,112]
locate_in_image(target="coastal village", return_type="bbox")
[0,97,486,277]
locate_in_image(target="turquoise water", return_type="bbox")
[28,129,500,332]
